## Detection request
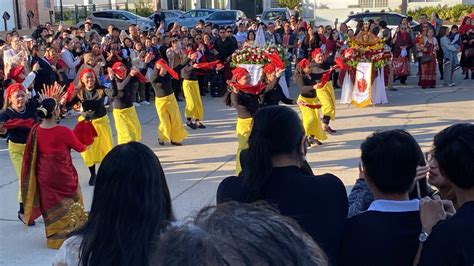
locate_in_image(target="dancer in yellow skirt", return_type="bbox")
[151,59,188,145]
[0,83,39,225]
[109,62,142,144]
[226,67,268,174]
[294,58,327,146]
[68,69,113,186]
[310,49,337,134]
[181,52,206,129]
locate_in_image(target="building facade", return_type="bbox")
[1,0,54,31]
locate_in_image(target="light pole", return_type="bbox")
[60,0,64,21]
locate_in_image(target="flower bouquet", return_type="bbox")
[230,45,288,68]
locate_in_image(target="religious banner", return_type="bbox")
[352,62,373,108]
[238,64,263,85]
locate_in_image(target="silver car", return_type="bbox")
[77,10,155,32]
[258,8,291,26]
[166,9,217,29]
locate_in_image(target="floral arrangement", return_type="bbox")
[230,45,288,68]
[342,39,391,70]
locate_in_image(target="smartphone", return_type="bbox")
[59,21,64,27]
[335,18,339,24]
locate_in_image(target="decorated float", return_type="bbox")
[339,20,391,107]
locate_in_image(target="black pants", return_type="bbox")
[172,79,183,99]
[198,75,209,94]
[437,55,444,78]
[322,115,331,125]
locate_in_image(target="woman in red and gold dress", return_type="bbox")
[21,85,88,249]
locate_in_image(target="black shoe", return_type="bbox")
[400,82,407,85]
[440,76,444,80]
[314,140,323,145]
[471,73,474,80]
[89,175,96,186]
[389,88,398,91]
[18,212,35,226]
[186,121,197,129]
[158,139,165,146]
[196,122,206,129]
[171,141,182,146]
[177,98,183,102]
[464,74,469,80]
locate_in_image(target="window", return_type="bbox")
[209,12,236,20]
[113,13,128,20]
[183,11,195,18]
[263,11,286,20]
[359,0,388,8]
[164,12,178,18]
[386,14,403,26]
[93,12,114,19]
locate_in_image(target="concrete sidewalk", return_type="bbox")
[1,71,473,265]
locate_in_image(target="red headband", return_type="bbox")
[298,58,310,69]
[5,83,27,101]
[311,48,322,58]
[79,68,97,81]
[263,64,276,74]
[112,62,127,79]
[156,59,180,80]
[232,67,249,82]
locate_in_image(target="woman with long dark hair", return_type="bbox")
[217,105,348,264]
[418,28,439,88]
[22,85,88,249]
[392,24,414,85]
[302,26,322,59]
[53,142,175,265]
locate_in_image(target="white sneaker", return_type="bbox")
[141,101,150,105]
[448,83,455,87]
[133,102,141,107]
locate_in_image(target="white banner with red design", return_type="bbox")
[352,62,373,108]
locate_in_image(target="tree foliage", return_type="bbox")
[408,4,474,23]
[278,0,301,10]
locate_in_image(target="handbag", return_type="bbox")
[420,54,432,64]
[465,48,474,58]
[392,57,409,76]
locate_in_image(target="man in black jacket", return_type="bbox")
[339,129,424,266]
[213,27,236,96]
[31,45,56,94]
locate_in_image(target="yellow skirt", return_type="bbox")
[112,106,142,144]
[8,141,26,203]
[79,115,113,167]
[236,117,253,175]
[297,95,327,141]
[316,82,336,120]
[182,80,203,120]
[155,94,188,143]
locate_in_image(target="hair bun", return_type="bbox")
[37,106,48,118]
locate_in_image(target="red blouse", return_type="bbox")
[37,126,86,154]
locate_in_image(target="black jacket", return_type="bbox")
[31,56,56,93]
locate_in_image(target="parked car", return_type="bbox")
[204,10,247,29]
[258,8,291,25]
[343,11,419,35]
[77,10,155,33]
[148,10,184,30]
[165,9,217,29]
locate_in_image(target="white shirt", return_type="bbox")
[61,48,82,80]
[367,199,420,212]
